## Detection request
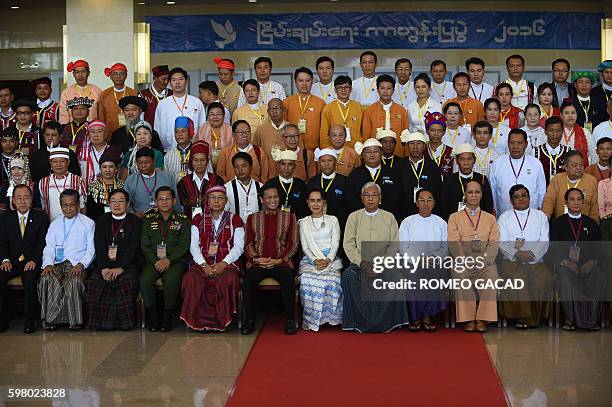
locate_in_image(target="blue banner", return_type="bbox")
[147,11,603,53]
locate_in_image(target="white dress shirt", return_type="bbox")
[154,94,206,152]
[498,208,549,263]
[392,81,417,110]
[489,154,547,216]
[592,120,612,143]
[190,215,245,265]
[399,213,448,258]
[224,177,263,223]
[429,81,456,105]
[408,98,442,133]
[469,82,494,103]
[237,80,286,106]
[311,81,336,104]
[42,214,95,268]
[351,76,379,107]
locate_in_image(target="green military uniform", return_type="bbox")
[140,211,191,310]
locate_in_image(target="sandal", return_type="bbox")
[562,321,576,331]
[408,321,421,332]
[422,321,437,332]
[515,322,529,330]
[589,325,601,331]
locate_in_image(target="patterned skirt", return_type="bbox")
[38,260,85,326]
[86,270,139,330]
[298,256,343,331]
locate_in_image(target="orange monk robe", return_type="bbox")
[269,147,317,182]
[96,86,137,137]
[319,100,364,148]
[334,146,361,177]
[215,144,270,183]
[231,103,269,138]
[283,94,326,150]
[361,101,408,157]
[445,97,485,128]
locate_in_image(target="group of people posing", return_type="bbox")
[0,51,610,335]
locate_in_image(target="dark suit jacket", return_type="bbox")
[552,82,576,108]
[590,85,610,127]
[307,173,349,227]
[29,147,81,183]
[0,209,49,267]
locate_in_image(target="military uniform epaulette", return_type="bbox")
[145,211,158,219]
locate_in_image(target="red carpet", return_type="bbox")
[226,317,508,407]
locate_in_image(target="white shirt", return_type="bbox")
[351,76,379,107]
[521,125,547,150]
[429,81,456,105]
[399,214,448,258]
[443,126,472,149]
[42,214,95,268]
[592,120,612,144]
[189,216,245,265]
[154,94,206,152]
[469,82,494,103]
[505,78,530,109]
[311,82,336,104]
[498,208,549,263]
[366,165,381,178]
[40,174,86,222]
[490,123,511,155]
[37,98,52,109]
[489,154,547,216]
[224,178,263,223]
[392,81,417,110]
[408,98,442,133]
[473,145,501,177]
[237,80,286,107]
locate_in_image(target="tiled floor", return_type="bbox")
[0,320,610,406]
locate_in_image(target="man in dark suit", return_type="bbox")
[591,60,612,127]
[0,184,49,333]
[551,58,576,108]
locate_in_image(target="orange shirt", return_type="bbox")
[362,101,408,157]
[283,94,326,150]
[445,97,484,128]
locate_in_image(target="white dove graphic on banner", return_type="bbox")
[211,19,236,49]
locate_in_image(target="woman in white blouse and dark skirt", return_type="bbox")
[298,187,343,331]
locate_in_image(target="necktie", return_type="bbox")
[19,216,26,237]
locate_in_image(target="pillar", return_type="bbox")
[65,0,134,89]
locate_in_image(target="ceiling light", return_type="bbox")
[166,1,175,4]
[10,6,19,9]
[138,1,145,4]
[249,0,257,3]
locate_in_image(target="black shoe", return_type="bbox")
[285,319,297,335]
[147,307,160,332]
[69,324,83,331]
[43,322,57,331]
[241,320,254,335]
[23,319,36,334]
[160,310,173,332]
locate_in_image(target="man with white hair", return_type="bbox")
[347,138,402,220]
[307,147,349,227]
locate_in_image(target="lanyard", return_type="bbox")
[428,145,443,167]
[410,159,424,184]
[509,155,526,181]
[249,103,264,124]
[492,125,501,147]
[513,209,530,233]
[101,179,117,203]
[579,99,591,119]
[260,81,272,103]
[541,105,554,119]
[53,174,69,193]
[567,216,583,244]
[418,98,430,121]
[140,173,157,200]
[509,79,525,100]
[91,145,107,165]
[172,95,188,115]
[382,155,394,168]
[298,95,311,118]
[464,209,482,239]
[563,127,575,145]
[76,85,91,98]
[397,82,412,104]
[177,146,190,164]
[458,175,472,196]
[541,145,561,171]
[318,83,332,102]
[336,100,350,124]
[212,211,230,243]
[566,175,581,191]
[279,179,294,206]
[476,147,491,168]
[470,84,484,101]
[62,216,77,245]
[320,175,335,192]
[111,217,126,244]
[499,108,511,123]
[432,82,447,98]
[150,86,166,102]
[447,127,459,146]
[220,82,234,100]
[113,88,126,106]
[237,179,253,206]
[369,167,381,182]
[362,77,376,101]
[71,122,87,144]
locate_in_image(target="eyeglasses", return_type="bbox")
[109,200,126,205]
[335,85,351,91]
[157,197,173,202]
[553,69,569,74]
[512,193,530,200]
[234,130,251,136]
[362,193,380,198]
[60,203,78,208]
[268,107,282,112]
[284,134,300,139]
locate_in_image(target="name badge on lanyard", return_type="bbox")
[55,245,64,263]
[157,243,167,259]
[298,118,307,134]
[108,244,118,261]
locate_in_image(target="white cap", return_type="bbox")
[354,138,382,155]
[314,148,338,161]
[402,131,427,144]
[375,128,397,141]
[49,147,70,161]
[273,149,298,162]
[453,143,475,156]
